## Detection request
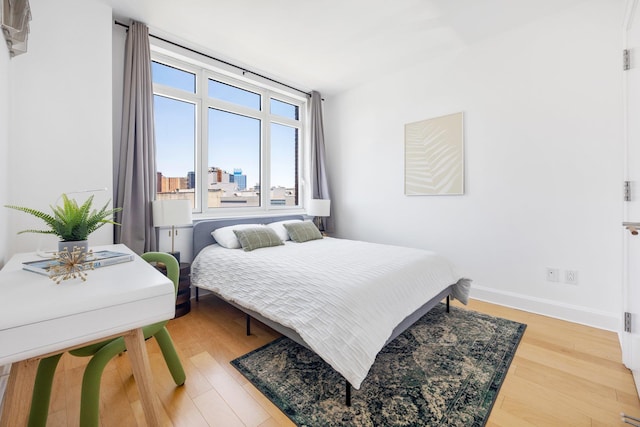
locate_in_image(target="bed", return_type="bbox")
[190,215,471,404]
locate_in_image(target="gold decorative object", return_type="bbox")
[49,246,94,284]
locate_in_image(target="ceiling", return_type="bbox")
[104,0,588,96]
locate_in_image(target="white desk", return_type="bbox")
[0,244,175,426]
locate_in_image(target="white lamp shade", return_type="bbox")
[152,199,193,227]
[307,199,331,217]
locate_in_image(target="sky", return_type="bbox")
[152,62,298,189]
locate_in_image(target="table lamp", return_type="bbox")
[152,199,193,263]
[307,199,331,231]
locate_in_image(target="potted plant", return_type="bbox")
[5,194,122,253]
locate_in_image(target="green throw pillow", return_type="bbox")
[283,221,323,243]
[233,227,284,252]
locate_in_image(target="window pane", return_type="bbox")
[154,95,196,208]
[209,80,261,110]
[208,109,261,208]
[151,61,196,93]
[270,123,298,206]
[270,98,299,120]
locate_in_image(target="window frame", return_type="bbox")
[150,47,307,218]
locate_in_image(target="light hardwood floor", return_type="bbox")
[34,296,640,426]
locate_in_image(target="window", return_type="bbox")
[151,53,306,215]
[208,109,260,208]
[209,80,260,110]
[151,62,196,93]
[154,95,196,207]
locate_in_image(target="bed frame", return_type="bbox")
[191,215,452,406]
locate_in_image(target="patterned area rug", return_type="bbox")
[231,304,526,427]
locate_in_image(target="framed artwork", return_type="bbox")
[404,112,464,196]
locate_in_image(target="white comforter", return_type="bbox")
[191,237,470,389]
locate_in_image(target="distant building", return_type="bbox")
[156,171,188,193]
[208,167,236,193]
[207,167,247,191]
[208,167,230,187]
[157,167,294,208]
[162,176,187,193]
[187,171,195,189]
[233,168,247,190]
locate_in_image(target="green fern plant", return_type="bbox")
[5,194,122,242]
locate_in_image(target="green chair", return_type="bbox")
[28,252,186,427]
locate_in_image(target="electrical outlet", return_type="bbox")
[565,270,578,285]
[546,268,559,282]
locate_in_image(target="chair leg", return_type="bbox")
[154,327,186,386]
[28,353,63,427]
[78,338,126,427]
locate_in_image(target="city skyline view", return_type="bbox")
[152,61,299,193]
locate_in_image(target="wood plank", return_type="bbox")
[498,375,593,425]
[62,365,84,427]
[515,341,635,391]
[242,381,296,427]
[149,352,208,427]
[189,352,271,427]
[193,388,245,427]
[99,359,139,427]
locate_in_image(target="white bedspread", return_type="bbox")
[191,237,470,389]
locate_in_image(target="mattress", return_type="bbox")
[191,237,470,389]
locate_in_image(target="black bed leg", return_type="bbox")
[446,295,450,313]
[346,380,352,406]
[195,287,199,302]
[246,314,251,336]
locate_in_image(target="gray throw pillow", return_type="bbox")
[233,227,284,252]
[283,221,323,243]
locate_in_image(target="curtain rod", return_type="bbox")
[115,20,312,98]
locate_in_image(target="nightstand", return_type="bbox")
[155,262,191,318]
[175,262,191,317]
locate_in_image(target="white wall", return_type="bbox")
[0,34,10,266]
[7,0,114,255]
[324,0,625,330]
[112,24,126,201]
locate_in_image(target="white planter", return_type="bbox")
[58,240,88,255]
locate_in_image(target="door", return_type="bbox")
[623,0,640,398]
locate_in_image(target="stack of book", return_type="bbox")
[22,250,134,276]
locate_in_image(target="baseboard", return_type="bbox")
[470,285,620,332]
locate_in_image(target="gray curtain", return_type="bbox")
[114,21,156,254]
[309,91,332,232]
[1,0,32,56]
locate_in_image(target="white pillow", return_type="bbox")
[266,219,303,241]
[211,224,264,249]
